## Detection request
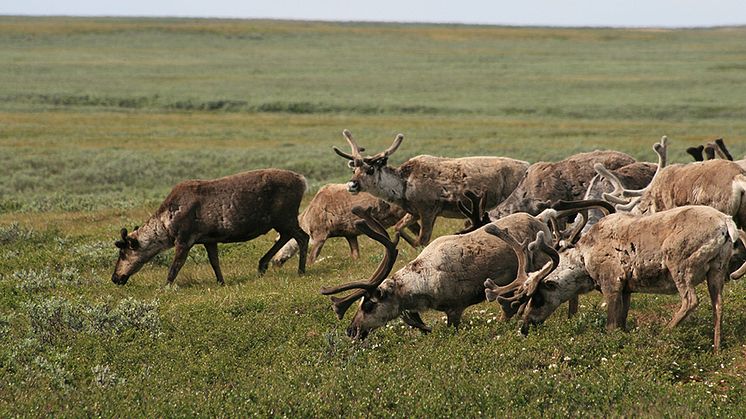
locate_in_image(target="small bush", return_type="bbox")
[24,296,162,344]
[91,364,125,388]
[85,297,162,338]
[11,267,82,292]
[0,222,35,244]
[26,297,85,345]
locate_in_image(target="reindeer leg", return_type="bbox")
[668,286,699,329]
[620,291,632,330]
[604,290,626,331]
[567,296,579,318]
[167,242,192,284]
[401,311,432,334]
[308,237,325,265]
[394,213,419,248]
[446,308,465,329]
[346,236,359,260]
[204,242,224,285]
[259,230,303,275]
[706,273,724,353]
[416,211,438,247]
[292,227,309,275]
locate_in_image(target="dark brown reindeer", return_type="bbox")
[334,129,529,247]
[485,203,746,352]
[112,169,309,285]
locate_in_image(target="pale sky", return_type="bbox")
[2,0,745,27]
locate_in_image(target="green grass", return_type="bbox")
[2,16,746,416]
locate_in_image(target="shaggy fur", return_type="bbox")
[490,150,636,219]
[272,184,407,266]
[112,169,309,285]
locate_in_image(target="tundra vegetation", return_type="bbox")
[3,17,746,416]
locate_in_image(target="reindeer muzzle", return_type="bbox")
[346,180,360,194]
[111,273,129,285]
[346,325,369,340]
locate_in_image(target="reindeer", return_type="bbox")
[485,204,746,352]
[488,150,636,220]
[320,207,555,339]
[272,184,409,266]
[112,169,309,285]
[598,137,746,228]
[333,130,529,247]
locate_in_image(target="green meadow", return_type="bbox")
[2,16,746,416]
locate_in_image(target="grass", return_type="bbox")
[2,16,746,416]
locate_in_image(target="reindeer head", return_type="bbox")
[483,226,560,328]
[112,226,162,285]
[320,206,402,339]
[486,200,613,333]
[333,130,404,196]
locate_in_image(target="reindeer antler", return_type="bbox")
[320,206,399,319]
[333,129,365,167]
[456,190,490,234]
[541,200,615,249]
[364,133,404,164]
[715,138,733,161]
[483,225,531,301]
[483,227,560,318]
[686,145,705,162]
[704,144,717,160]
[597,136,667,211]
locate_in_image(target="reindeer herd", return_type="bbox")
[112,132,746,352]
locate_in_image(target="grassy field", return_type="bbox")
[2,16,746,416]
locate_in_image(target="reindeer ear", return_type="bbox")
[120,228,128,241]
[133,225,139,231]
[348,160,355,169]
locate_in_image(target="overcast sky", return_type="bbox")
[3,0,745,27]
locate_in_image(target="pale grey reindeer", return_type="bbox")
[333,129,529,247]
[485,203,746,352]
[598,136,746,228]
[319,199,611,340]
[112,169,309,285]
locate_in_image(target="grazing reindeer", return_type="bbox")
[112,169,309,285]
[334,129,529,247]
[489,150,636,220]
[320,207,556,339]
[272,184,409,266]
[485,204,746,352]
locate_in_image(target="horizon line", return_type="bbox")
[2,14,746,30]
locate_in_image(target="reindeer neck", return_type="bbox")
[551,250,595,302]
[136,213,174,250]
[371,166,407,208]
